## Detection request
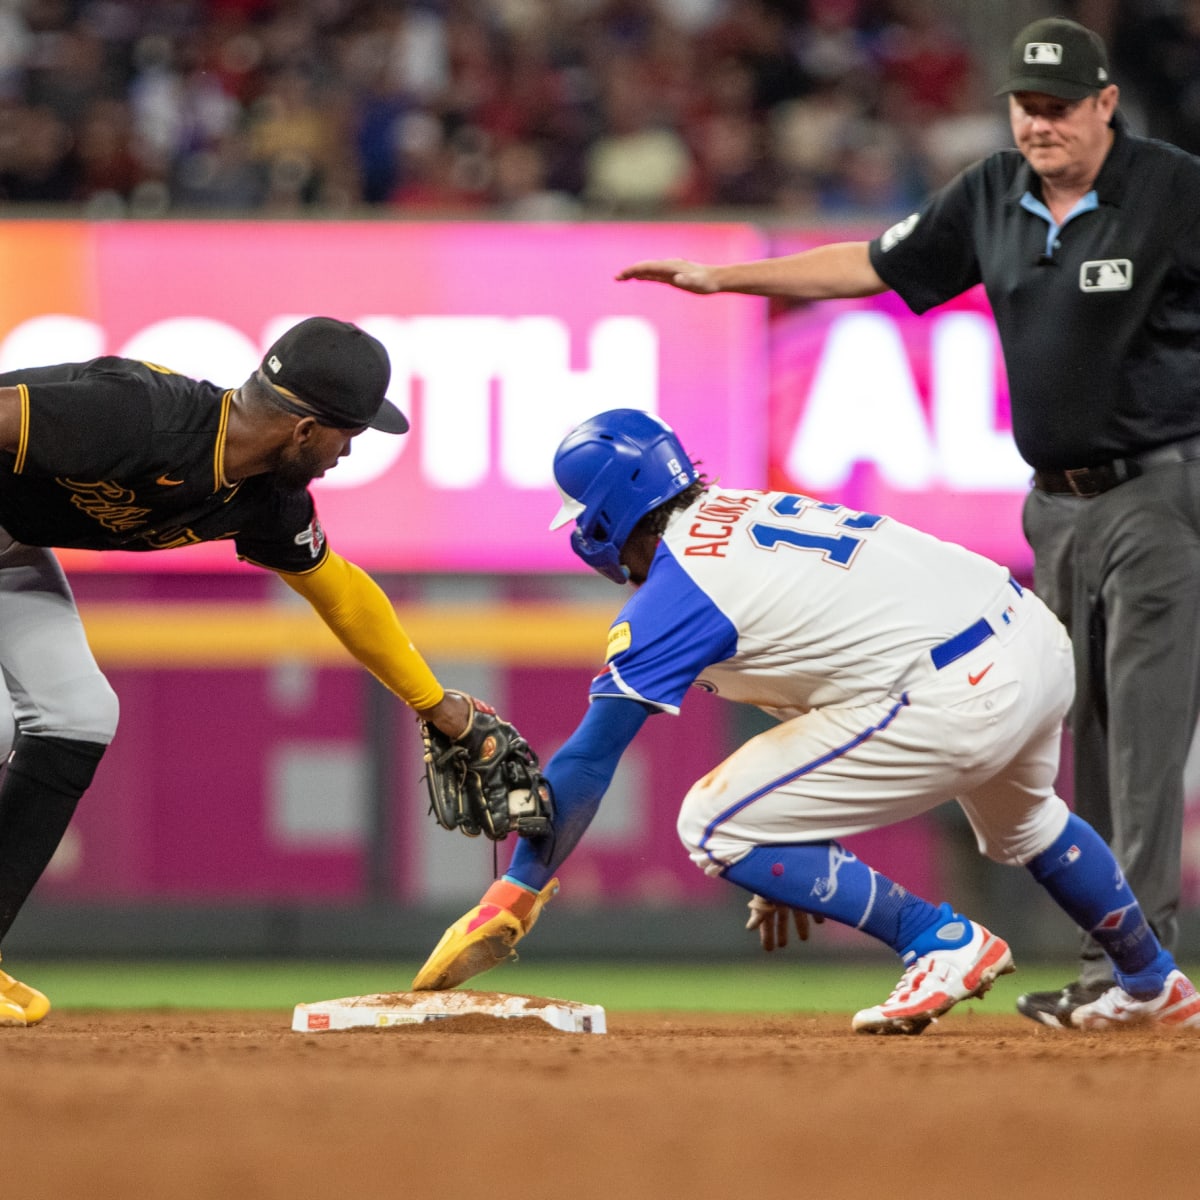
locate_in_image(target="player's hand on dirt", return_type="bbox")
[745,894,824,952]
[412,877,560,990]
[615,259,721,294]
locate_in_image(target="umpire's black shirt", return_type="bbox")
[868,116,1200,472]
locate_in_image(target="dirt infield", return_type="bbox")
[6,1006,1198,1200]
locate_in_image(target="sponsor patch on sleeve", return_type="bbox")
[605,621,632,661]
[294,515,326,558]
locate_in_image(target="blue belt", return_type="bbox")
[930,578,1023,671]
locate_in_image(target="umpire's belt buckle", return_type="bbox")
[1063,467,1104,498]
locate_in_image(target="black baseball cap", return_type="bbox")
[258,316,409,433]
[995,17,1110,100]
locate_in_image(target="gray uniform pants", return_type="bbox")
[1023,459,1200,984]
[0,531,118,751]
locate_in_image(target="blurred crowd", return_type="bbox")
[0,0,1194,219]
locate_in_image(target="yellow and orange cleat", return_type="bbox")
[0,955,51,1026]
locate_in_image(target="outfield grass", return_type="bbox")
[16,958,1159,1014]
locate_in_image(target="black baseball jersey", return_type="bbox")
[0,357,328,573]
[868,117,1200,471]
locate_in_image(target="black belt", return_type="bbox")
[1033,434,1200,498]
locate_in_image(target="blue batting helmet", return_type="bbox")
[550,409,698,583]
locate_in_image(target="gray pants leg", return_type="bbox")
[0,533,119,940]
[0,533,118,745]
[1024,461,1200,982]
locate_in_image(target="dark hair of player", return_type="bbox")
[237,371,290,420]
[631,467,709,542]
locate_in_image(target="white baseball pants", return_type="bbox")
[679,581,1074,875]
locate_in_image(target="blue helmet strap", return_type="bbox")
[570,529,631,584]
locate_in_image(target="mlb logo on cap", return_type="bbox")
[1024,42,1063,65]
[996,17,1110,100]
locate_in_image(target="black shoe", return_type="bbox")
[1016,979,1113,1029]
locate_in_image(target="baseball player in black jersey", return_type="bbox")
[619,17,1200,1028]
[0,316,511,1025]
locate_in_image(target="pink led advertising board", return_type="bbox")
[0,221,1037,576]
[0,221,768,573]
[766,228,1034,577]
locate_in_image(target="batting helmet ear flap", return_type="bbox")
[550,409,697,584]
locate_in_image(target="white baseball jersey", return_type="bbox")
[590,487,1010,718]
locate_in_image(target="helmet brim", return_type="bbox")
[549,491,586,530]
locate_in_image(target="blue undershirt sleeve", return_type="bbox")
[504,696,651,890]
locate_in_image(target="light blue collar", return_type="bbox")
[1020,190,1099,258]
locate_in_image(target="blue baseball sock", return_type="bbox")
[1026,814,1172,996]
[722,842,967,963]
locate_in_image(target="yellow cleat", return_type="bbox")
[0,955,51,1025]
[0,997,26,1026]
[413,878,559,991]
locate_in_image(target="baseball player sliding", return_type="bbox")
[414,409,1200,1034]
[0,316,525,1026]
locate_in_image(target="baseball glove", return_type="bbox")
[420,696,553,841]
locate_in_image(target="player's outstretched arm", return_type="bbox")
[616,242,888,301]
[278,552,488,738]
[411,698,651,991]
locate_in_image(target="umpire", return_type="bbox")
[617,16,1200,1027]
[0,315,498,1025]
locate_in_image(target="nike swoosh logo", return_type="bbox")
[156,474,185,487]
[968,663,995,686]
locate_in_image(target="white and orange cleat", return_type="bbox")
[0,954,50,1026]
[1070,969,1200,1030]
[852,922,1015,1036]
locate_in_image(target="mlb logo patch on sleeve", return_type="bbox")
[1079,259,1132,292]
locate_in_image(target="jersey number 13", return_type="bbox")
[749,494,883,567]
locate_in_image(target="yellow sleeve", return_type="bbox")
[276,551,445,710]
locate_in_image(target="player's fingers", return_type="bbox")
[747,907,773,952]
[773,909,787,951]
[762,916,777,952]
[756,906,777,952]
[794,909,810,942]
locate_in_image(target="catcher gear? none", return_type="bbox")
[421,695,553,840]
